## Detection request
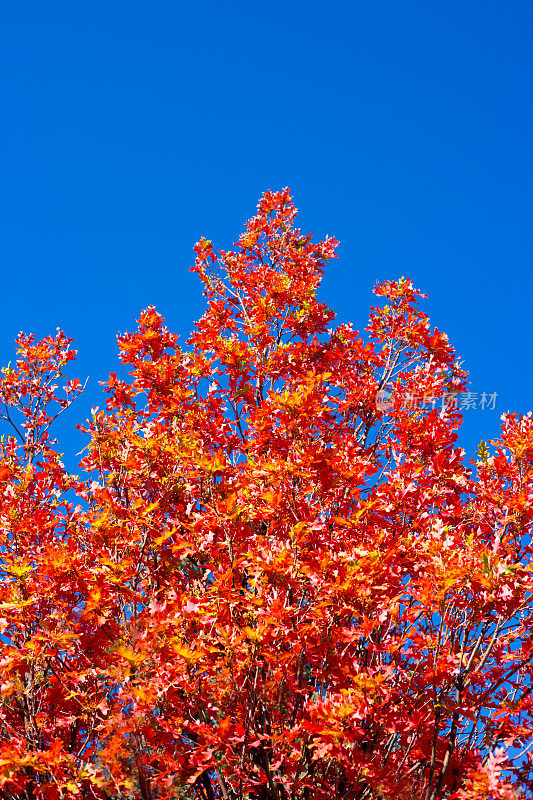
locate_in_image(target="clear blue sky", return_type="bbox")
[1,0,531,466]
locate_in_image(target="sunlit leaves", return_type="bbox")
[0,190,531,798]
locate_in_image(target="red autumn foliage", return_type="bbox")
[0,189,532,799]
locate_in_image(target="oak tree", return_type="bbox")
[0,189,532,799]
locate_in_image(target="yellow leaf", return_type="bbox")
[8,561,33,578]
[172,643,203,664]
[154,527,176,546]
[116,646,144,665]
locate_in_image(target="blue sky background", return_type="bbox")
[1,0,531,469]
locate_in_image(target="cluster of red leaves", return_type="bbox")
[0,190,532,800]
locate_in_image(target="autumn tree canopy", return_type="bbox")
[0,189,532,799]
